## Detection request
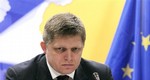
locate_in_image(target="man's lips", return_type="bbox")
[62,64,74,66]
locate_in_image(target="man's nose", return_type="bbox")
[64,50,73,61]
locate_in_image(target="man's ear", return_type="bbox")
[40,41,46,53]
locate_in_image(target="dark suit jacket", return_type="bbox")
[5,54,113,80]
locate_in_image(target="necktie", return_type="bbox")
[57,75,69,80]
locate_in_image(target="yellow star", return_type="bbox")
[122,64,133,79]
[142,35,150,51]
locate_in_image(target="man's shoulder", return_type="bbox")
[6,54,45,77]
[81,58,108,68]
[11,54,45,70]
[80,58,110,74]
[79,58,113,80]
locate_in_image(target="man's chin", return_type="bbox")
[60,69,74,74]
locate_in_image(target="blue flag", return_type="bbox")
[0,0,43,33]
[0,0,44,80]
[105,0,150,80]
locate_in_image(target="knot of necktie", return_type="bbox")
[57,75,69,80]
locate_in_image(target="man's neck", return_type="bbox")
[46,56,75,79]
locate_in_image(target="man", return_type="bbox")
[6,13,113,80]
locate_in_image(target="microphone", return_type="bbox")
[93,72,100,80]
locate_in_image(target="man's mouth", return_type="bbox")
[62,64,74,66]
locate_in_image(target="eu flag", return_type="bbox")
[105,0,150,80]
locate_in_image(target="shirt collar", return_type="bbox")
[46,56,75,79]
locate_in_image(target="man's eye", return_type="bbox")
[71,48,80,52]
[55,48,66,52]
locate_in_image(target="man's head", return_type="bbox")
[40,13,86,74]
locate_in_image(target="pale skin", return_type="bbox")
[40,35,84,74]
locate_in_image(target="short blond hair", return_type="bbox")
[43,13,86,45]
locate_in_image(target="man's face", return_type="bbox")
[43,35,84,74]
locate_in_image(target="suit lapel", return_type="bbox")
[36,55,53,80]
[74,62,88,80]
